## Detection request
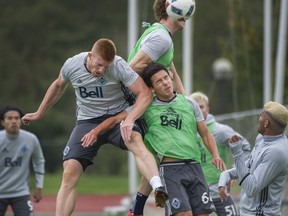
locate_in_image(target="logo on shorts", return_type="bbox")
[171,198,181,209]
[63,146,70,156]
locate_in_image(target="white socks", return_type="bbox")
[149,176,162,191]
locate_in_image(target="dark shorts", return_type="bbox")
[0,195,33,216]
[62,115,146,170]
[213,196,238,216]
[160,160,216,215]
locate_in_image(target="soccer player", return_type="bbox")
[125,0,192,213]
[139,63,226,215]
[218,101,288,216]
[21,38,167,216]
[128,0,186,94]
[0,106,45,216]
[190,91,251,216]
[82,63,226,216]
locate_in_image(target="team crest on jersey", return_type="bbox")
[171,198,181,209]
[96,76,107,86]
[63,146,70,156]
[21,145,29,153]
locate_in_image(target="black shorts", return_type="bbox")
[213,196,238,216]
[62,115,146,170]
[160,160,216,215]
[0,195,33,216]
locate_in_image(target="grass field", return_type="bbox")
[37,173,129,195]
[38,173,240,196]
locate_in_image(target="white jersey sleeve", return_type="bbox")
[185,96,204,122]
[140,28,172,62]
[212,120,251,158]
[110,56,139,87]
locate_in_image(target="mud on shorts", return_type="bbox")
[62,115,147,171]
[160,160,216,215]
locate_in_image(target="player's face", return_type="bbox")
[175,18,186,30]
[1,111,21,135]
[257,110,267,134]
[88,53,112,78]
[150,70,174,101]
[196,99,209,119]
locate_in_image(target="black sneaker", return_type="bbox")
[154,186,168,208]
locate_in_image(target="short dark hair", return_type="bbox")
[0,106,24,120]
[141,63,169,87]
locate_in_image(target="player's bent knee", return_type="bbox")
[130,130,142,140]
[125,131,144,145]
[125,132,147,154]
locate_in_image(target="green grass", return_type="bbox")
[38,172,241,197]
[40,173,129,195]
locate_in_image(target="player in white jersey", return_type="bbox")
[0,106,45,216]
[218,101,288,216]
[21,38,167,216]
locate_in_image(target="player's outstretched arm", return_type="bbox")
[197,121,226,171]
[81,111,128,147]
[22,71,68,125]
[129,50,153,75]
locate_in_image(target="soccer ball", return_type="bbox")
[165,0,196,21]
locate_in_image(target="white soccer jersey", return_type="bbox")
[61,52,139,120]
[0,129,45,198]
[219,134,288,215]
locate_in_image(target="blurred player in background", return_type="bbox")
[0,105,45,216]
[190,91,251,216]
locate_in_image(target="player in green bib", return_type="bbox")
[126,0,189,213]
[140,63,226,215]
[143,94,200,162]
[190,92,251,216]
[81,63,226,215]
[128,23,173,71]
[127,0,186,95]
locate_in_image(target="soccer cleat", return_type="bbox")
[154,186,169,208]
[127,209,143,216]
[127,209,133,216]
